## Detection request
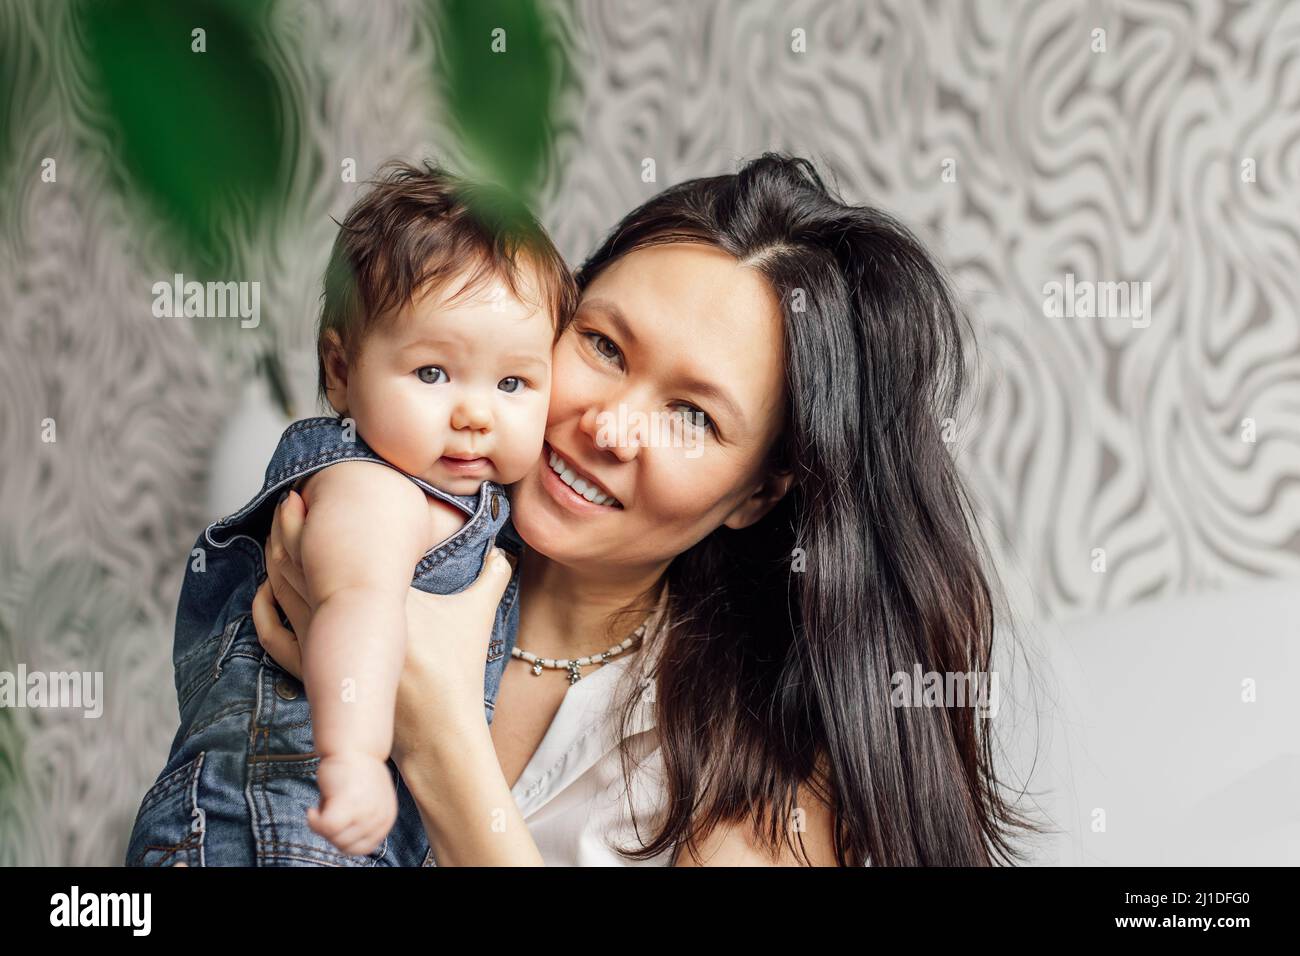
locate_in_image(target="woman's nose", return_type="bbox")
[580,402,643,462]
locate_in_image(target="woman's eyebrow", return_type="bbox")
[581,298,639,349]
[672,373,745,428]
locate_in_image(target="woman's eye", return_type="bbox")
[416,366,446,384]
[672,404,714,432]
[583,332,622,364]
[499,376,524,394]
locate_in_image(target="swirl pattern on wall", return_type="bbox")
[0,0,1297,864]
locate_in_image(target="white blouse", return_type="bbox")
[508,605,675,867]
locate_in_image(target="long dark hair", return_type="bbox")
[583,152,1044,866]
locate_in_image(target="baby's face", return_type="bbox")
[337,268,554,496]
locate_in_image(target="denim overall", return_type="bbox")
[124,417,524,866]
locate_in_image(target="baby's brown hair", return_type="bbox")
[317,159,576,402]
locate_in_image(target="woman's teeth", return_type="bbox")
[548,451,622,508]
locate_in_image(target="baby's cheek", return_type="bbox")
[493,434,542,486]
[523,405,551,456]
[506,399,549,451]
[364,388,443,469]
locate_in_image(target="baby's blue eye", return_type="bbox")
[416,366,446,384]
[499,377,524,394]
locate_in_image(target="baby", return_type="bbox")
[125,161,574,865]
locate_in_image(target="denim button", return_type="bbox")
[490,492,500,520]
[274,676,300,700]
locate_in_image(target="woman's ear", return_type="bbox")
[320,330,350,415]
[723,468,795,531]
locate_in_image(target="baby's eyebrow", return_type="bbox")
[504,354,550,373]
[400,337,462,353]
[400,337,548,372]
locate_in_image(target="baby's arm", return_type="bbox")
[296,461,440,765]
[294,461,464,854]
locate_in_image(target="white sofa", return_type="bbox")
[1005,578,1299,865]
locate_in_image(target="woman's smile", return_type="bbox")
[539,440,624,512]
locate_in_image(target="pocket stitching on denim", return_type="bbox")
[177,615,247,712]
[249,753,392,866]
[130,751,207,866]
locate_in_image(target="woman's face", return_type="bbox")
[509,241,792,573]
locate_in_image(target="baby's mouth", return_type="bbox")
[440,454,491,469]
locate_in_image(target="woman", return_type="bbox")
[253,152,1041,866]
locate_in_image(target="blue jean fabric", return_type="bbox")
[124,417,524,866]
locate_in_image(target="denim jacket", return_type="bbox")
[124,417,524,866]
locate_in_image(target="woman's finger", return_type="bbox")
[252,579,304,679]
[279,489,306,565]
[268,490,308,599]
[268,493,284,559]
[473,548,514,601]
[268,556,313,637]
[494,538,518,573]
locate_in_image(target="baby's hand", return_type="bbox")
[308,752,398,857]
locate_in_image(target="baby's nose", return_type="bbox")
[451,403,492,430]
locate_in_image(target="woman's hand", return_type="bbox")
[250,490,312,675]
[251,489,517,770]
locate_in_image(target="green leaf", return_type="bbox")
[0,2,31,193]
[434,0,557,206]
[78,0,287,271]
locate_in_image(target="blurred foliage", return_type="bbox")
[433,0,557,215]
[0,0,563,413]
[0,617,21,866]
[0,4,27,196]
[0,703,19,866]
[78,0,286,274]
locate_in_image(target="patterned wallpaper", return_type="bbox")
[2,0,1298,864]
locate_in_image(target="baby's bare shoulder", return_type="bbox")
[298,459,425,510]
[297,461,468,553]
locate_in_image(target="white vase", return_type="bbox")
[205,375,294,520]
